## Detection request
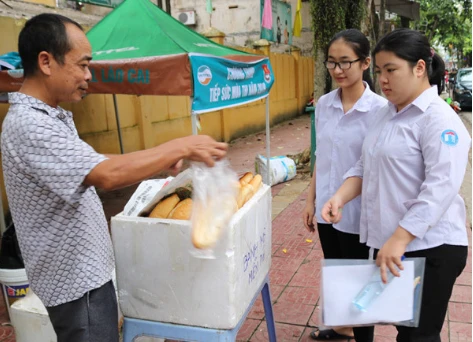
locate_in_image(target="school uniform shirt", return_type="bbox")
[345,86,470,251]
[315,83,387,234]
[1,93,115,307]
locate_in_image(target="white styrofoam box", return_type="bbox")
[10,291,56,342]
[111,185,272,329]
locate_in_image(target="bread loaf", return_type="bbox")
[149,194,180,218]
[191,198,237,249]
[237,183,254,209]
[168,198,193,220]
[239,172,253,185]
[249,174,262,192]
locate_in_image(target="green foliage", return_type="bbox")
[345,0,365,30]
[310,0,346,52]
[414,0,472,65]
[310,0,365,53]
[310,0,367,93]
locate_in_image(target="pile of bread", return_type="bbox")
[147,172,262,221]
[236,172,262,209]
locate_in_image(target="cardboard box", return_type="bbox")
[111,185,272,329]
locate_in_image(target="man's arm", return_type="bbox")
[84,135,227,191]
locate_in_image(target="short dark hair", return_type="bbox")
[327,29,374,91]
[18,13,83,78]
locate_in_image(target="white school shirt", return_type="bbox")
[315,83,387,234]
[345,86,470,251]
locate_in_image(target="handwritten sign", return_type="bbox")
[242,226,267,285]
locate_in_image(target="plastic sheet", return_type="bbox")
[320,258,425,328]
[190,160,239,256]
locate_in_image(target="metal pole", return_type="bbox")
[191,114,198,135]
[265,97,271,185]
[191,99,198,135]
[165,0,171,14]
[112,94,125,154]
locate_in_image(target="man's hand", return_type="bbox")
[302,204,316,232]
[168,159,183,176]
[321,195,344,223]
[180,135,228,167]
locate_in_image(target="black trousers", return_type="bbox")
[317,223,374,342]
[389,245,467,342]
[46,280,119,342]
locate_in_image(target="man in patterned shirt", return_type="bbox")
[1,13,227,342]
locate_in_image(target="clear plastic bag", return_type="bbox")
[190,160,239,257]
[320,258,425,328]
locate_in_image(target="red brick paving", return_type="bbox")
[277,287,320,306]
[448,302,472,323]
[449,321,472,341]
[451,285,473,303]
[236,319,262,341]
[456,271,472,286]
[250,322,305,342]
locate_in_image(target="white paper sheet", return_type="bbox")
[322,261,414,326]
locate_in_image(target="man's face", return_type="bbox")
[49,24,92,103]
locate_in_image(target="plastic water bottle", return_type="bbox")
[353,256,406,312]
[352,270,395,312]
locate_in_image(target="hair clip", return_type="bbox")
[430,48,435,57]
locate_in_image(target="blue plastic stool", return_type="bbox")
[122,274,276,342]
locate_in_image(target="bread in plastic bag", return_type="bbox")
[190,160,239,250]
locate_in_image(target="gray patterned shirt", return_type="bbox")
[1,92,115,307]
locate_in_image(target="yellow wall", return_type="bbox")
[22,0,56,7]
[0,15,314,213]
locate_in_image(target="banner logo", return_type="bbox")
[197,66,212,85]
[262,64,271,83]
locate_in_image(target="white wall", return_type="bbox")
[171,0,314,56]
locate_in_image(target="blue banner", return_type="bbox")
[190,54,275,114]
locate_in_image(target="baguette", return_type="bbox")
[249,174,262,192]
[191,198,237,249]
[237,183,254,209]
[149,194,180,218]
[168,198,193,220]
[239,172,253,185]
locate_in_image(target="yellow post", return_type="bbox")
[252,39,271,57]
[201,27,226,45]
[291,46,303,114]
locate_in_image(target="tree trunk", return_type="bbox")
[361,0,373,36]
[428,20,439,42]
[379,0,386,38]
[400,16,410,28]
[314,48,329,101]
